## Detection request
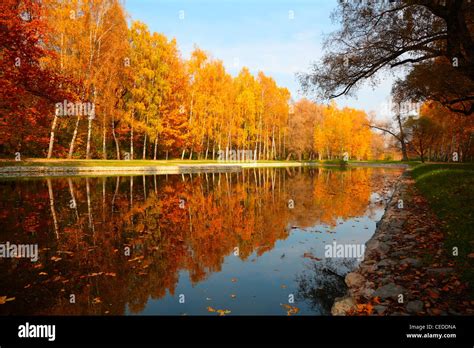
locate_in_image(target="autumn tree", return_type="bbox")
[407,101,474,162]
[0,0,71,157]
[156,38,189,159]
[286,99,320,160]
[300,0,474,115]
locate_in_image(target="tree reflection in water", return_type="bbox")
[0,167,402,315]
[295,258,357,315]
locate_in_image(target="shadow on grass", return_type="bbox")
[412,163,474,294]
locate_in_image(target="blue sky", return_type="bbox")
[125,0,402,117]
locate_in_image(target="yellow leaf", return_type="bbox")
[281,304,299,316]
[0,296,15,305]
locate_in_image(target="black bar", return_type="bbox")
[0,316,472,346]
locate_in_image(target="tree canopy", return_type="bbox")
[300,0,474,115]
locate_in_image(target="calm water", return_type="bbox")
[0,167,402,315]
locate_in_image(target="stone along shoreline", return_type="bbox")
[332,170,472,316]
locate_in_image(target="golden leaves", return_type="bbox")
[281,304,299,316]
[207,306,231,316]
[0,296,15,305]
[128,256,144,262]
[355,303,373,315]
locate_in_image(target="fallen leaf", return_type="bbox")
[281,304,299,316]
[0,296,15,304]
[303,252,322,261]
[427,289,440,299]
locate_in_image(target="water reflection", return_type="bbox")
[0,167,402,315]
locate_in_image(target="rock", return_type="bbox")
[427,268,454,276]
[373,283,405,300]
[345,273,366,288]
[374,305,387,314]
[360,287,375,299]
[377,233,392,242]
[366,240,390,254]
[379,277,392,285]
[406,300,424,313]
[448,309,461,315]
[377,259,394,267]
[359,264,375,275]
[399,258,422,267]
[331,295,356,316]
[390,220,405,229]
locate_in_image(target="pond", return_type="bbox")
[0,166,403,315]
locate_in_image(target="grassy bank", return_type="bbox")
[411,163,474,287]
[0,159,223,167]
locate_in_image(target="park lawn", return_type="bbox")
[304,159,420,166]
[350,159,421,167]
[411,163,474,287]
[0,159,224,167]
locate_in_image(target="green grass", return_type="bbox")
[305,159,420,166]
[0,159,222,167]
[347,159,421,167]
[411,163,474,288]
